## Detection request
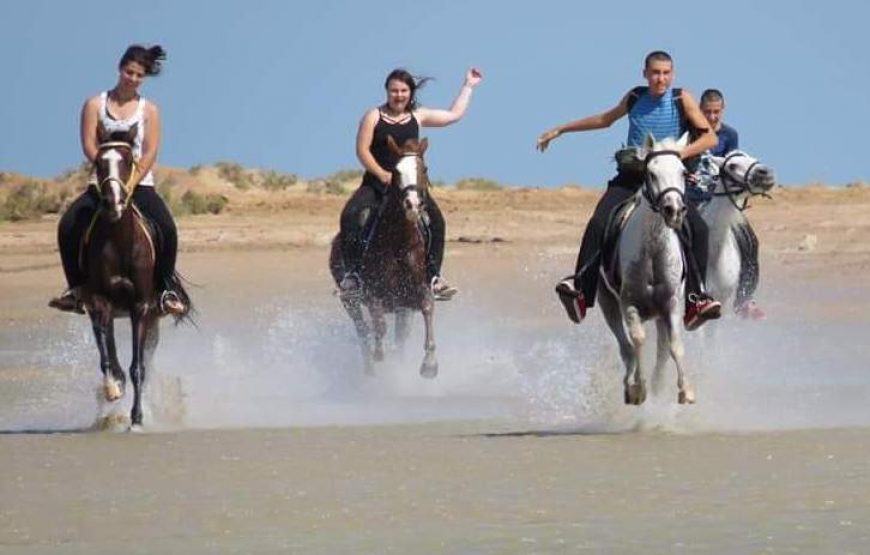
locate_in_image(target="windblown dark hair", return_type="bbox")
[119,44,167,76]
[384,68,432,111]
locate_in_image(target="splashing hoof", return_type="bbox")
[373,346,385,363]
[93,412,130,432]
[624,383,646,405]
[129,424,144,433]
[420,360,438,379]
[103,378,124,402]
[678,388,696,405]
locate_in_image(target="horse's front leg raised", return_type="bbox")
[419,293,437,379]
[88,298,125,402]
[129,303,155,428]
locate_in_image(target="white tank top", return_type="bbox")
[87,91,155,186]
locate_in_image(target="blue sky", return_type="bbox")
[1,0,867,187]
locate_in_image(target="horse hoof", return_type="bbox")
[373,348,385,363]
[129,424,144,433]
[625,384,646,405]
[103,379,124,402]
[420,361,438,379]
[678,389,696,405]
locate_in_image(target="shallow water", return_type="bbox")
[2,247,870,552]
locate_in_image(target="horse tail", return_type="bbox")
[731,220,760,308]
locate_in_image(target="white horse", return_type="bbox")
[698,151,776,317]
[598,134,695,405]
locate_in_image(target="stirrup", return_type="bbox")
[160,290,187,316]
[49,288,85,314]
[431,276,458,301]
[555,279,586,324]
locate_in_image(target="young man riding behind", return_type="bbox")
[537,50,722,330]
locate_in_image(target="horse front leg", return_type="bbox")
[368,300,387,364]
[623,305,647,405]
[651,319,671,397]
[419,294,438,379]
[89,299,125,402]
[341,297,374,375]
[394,308,411,353]
[664,310,694,404]
[598,287,639,404]
[129,303,154,428]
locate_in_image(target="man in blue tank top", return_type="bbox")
[537,50,722,330]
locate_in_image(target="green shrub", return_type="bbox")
[0,181,66,221]
[261,170,298,191]
[180,190,228,215]
[326,169,364,183]
[455,177,503,191]
[215,161,253,190]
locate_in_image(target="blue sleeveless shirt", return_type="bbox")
[626,88,684,147]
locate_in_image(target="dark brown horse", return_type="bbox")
[82,125,187,428]
[329,136,438,377]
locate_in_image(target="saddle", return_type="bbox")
[79,204,158,273]
[599,193,641,292]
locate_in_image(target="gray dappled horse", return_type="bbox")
[329,137,438,378]
[598,134,696,405]
[699,151,776,316]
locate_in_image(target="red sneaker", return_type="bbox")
[684,293,722,331]
[555,279,587,324]
[736,299,766,320]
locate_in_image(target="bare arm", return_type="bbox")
[415,68,483,128]
[80,97,100,163]
[537,94,630,152]
[137,102,161,185]
[678,90,717,160]
[355,109,391,185]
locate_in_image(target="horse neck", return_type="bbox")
[704,183,748,233]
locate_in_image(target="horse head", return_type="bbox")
[628,133,689,229]
[95,124,138,222]
[711,150,776,198]
[386,135,430,222]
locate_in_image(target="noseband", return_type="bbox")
[711,151,767,212]
[642,149,685,213]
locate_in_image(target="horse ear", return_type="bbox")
[644,132,656,151]
[419,137,428,154]
[676,131,689,149]
[386,135,401,156]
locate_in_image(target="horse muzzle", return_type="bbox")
[750,166,776,193]
[662,203,686,230]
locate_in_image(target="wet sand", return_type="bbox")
[2,187,870,552]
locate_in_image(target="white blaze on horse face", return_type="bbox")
[395,155,421,218]
[101,149,125,218]
[647,151,686,229]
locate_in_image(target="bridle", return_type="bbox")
[97,141,140,210]
[394,151,429,201]
[642,149,685,213]
[709,151,768,212]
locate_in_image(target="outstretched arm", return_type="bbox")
[537,94,630,152]
[415,68,483,128]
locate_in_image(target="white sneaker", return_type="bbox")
[431,276,458,301]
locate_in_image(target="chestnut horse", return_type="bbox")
[329,136,438,377]
[82,125,190,428]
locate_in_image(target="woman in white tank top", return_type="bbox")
[51,44,187,316]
